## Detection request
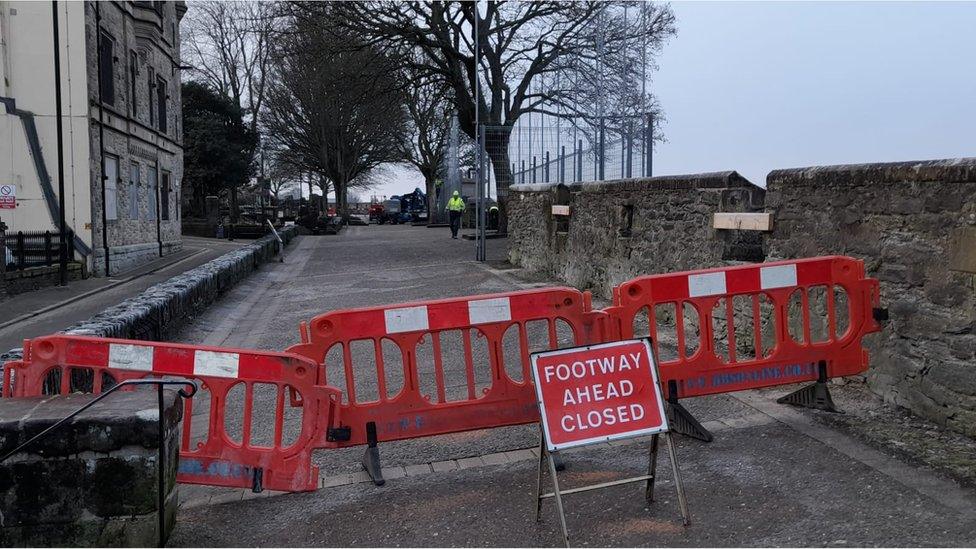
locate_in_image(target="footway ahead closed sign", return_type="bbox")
[531,339,668,451]
[531,339,688,546]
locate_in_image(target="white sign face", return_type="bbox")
[0,184,15,209]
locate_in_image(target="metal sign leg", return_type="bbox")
[546,448,571,548]
[645,433,659,503]
[664,432,690,526]
[535,430,546,522]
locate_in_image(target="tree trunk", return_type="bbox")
[336,182,346,218]
[483,125,513,234]
[230,186,239,223]
[425,176,437,225]
[308,175,317,216]
[320,176,330,214]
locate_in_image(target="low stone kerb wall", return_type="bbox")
[65,227,298,341]
[0,390,183,546]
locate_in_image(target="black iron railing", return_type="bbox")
[1,229,76,271]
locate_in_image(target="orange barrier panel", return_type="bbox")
[286,287,608,447]
[2,335,339,492]
[1,257,882,492]
[603,256,882,400]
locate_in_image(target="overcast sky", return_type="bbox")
[371,0,976,198]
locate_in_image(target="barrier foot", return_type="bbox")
[361,422,386,486]
[666,381,713,443]
[776,361,841,413]
[252,467,264,493]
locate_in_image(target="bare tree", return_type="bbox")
[401,62,452,223]
[263,15,409,217]
[182,1,280,223]
[327,1,676,231]
[182,1,276,134]
[262,152,302,219]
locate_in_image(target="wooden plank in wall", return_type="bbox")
[712,212,773,231]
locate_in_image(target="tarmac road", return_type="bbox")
[169,225,976,547]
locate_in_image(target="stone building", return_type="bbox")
[0,1,185,276]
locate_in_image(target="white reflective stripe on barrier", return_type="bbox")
[385,306,429,334]
[108,343,153,371]
[760,264,798,290]
[194,350,240,378]
[468,297,512,325]
[688,272,727,297]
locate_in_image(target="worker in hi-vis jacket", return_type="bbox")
[446,190,466,239]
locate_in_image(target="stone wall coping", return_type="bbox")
[510,170,757,194]
[0,390,183,457]
[768,157,976,187]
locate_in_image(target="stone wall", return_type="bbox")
[508,172,765,298]
[92,240,182,276]
[507,157,976,438]
[0,389,183,546]
[765,158,976,436]
[3,262,86,298]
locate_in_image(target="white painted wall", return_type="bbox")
[0,1,92,262]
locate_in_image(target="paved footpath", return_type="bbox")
[170,226,976,547]
[0,236,245,353]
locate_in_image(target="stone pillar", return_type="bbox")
[0,389,184,546]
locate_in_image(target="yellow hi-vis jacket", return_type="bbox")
[447,196,466,212]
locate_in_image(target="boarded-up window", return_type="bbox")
[129,163,140,220]
[161,171,170,221]
[147,166,157,221]
[104,155,119,221]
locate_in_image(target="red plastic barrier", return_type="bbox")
[286,287,607,446]
[1,256,882,493]
[603,256,882,399]
[2,335,339,492]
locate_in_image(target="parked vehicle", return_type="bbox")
[399,187,428,222]
[348,213,370,226]
[378,199,403,224]
[311,215,343,235]
[368,203,385,224]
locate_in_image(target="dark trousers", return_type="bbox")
[449,210,462,237]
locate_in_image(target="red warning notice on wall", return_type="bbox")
[531,339,668,451]
[0,184,15,209]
